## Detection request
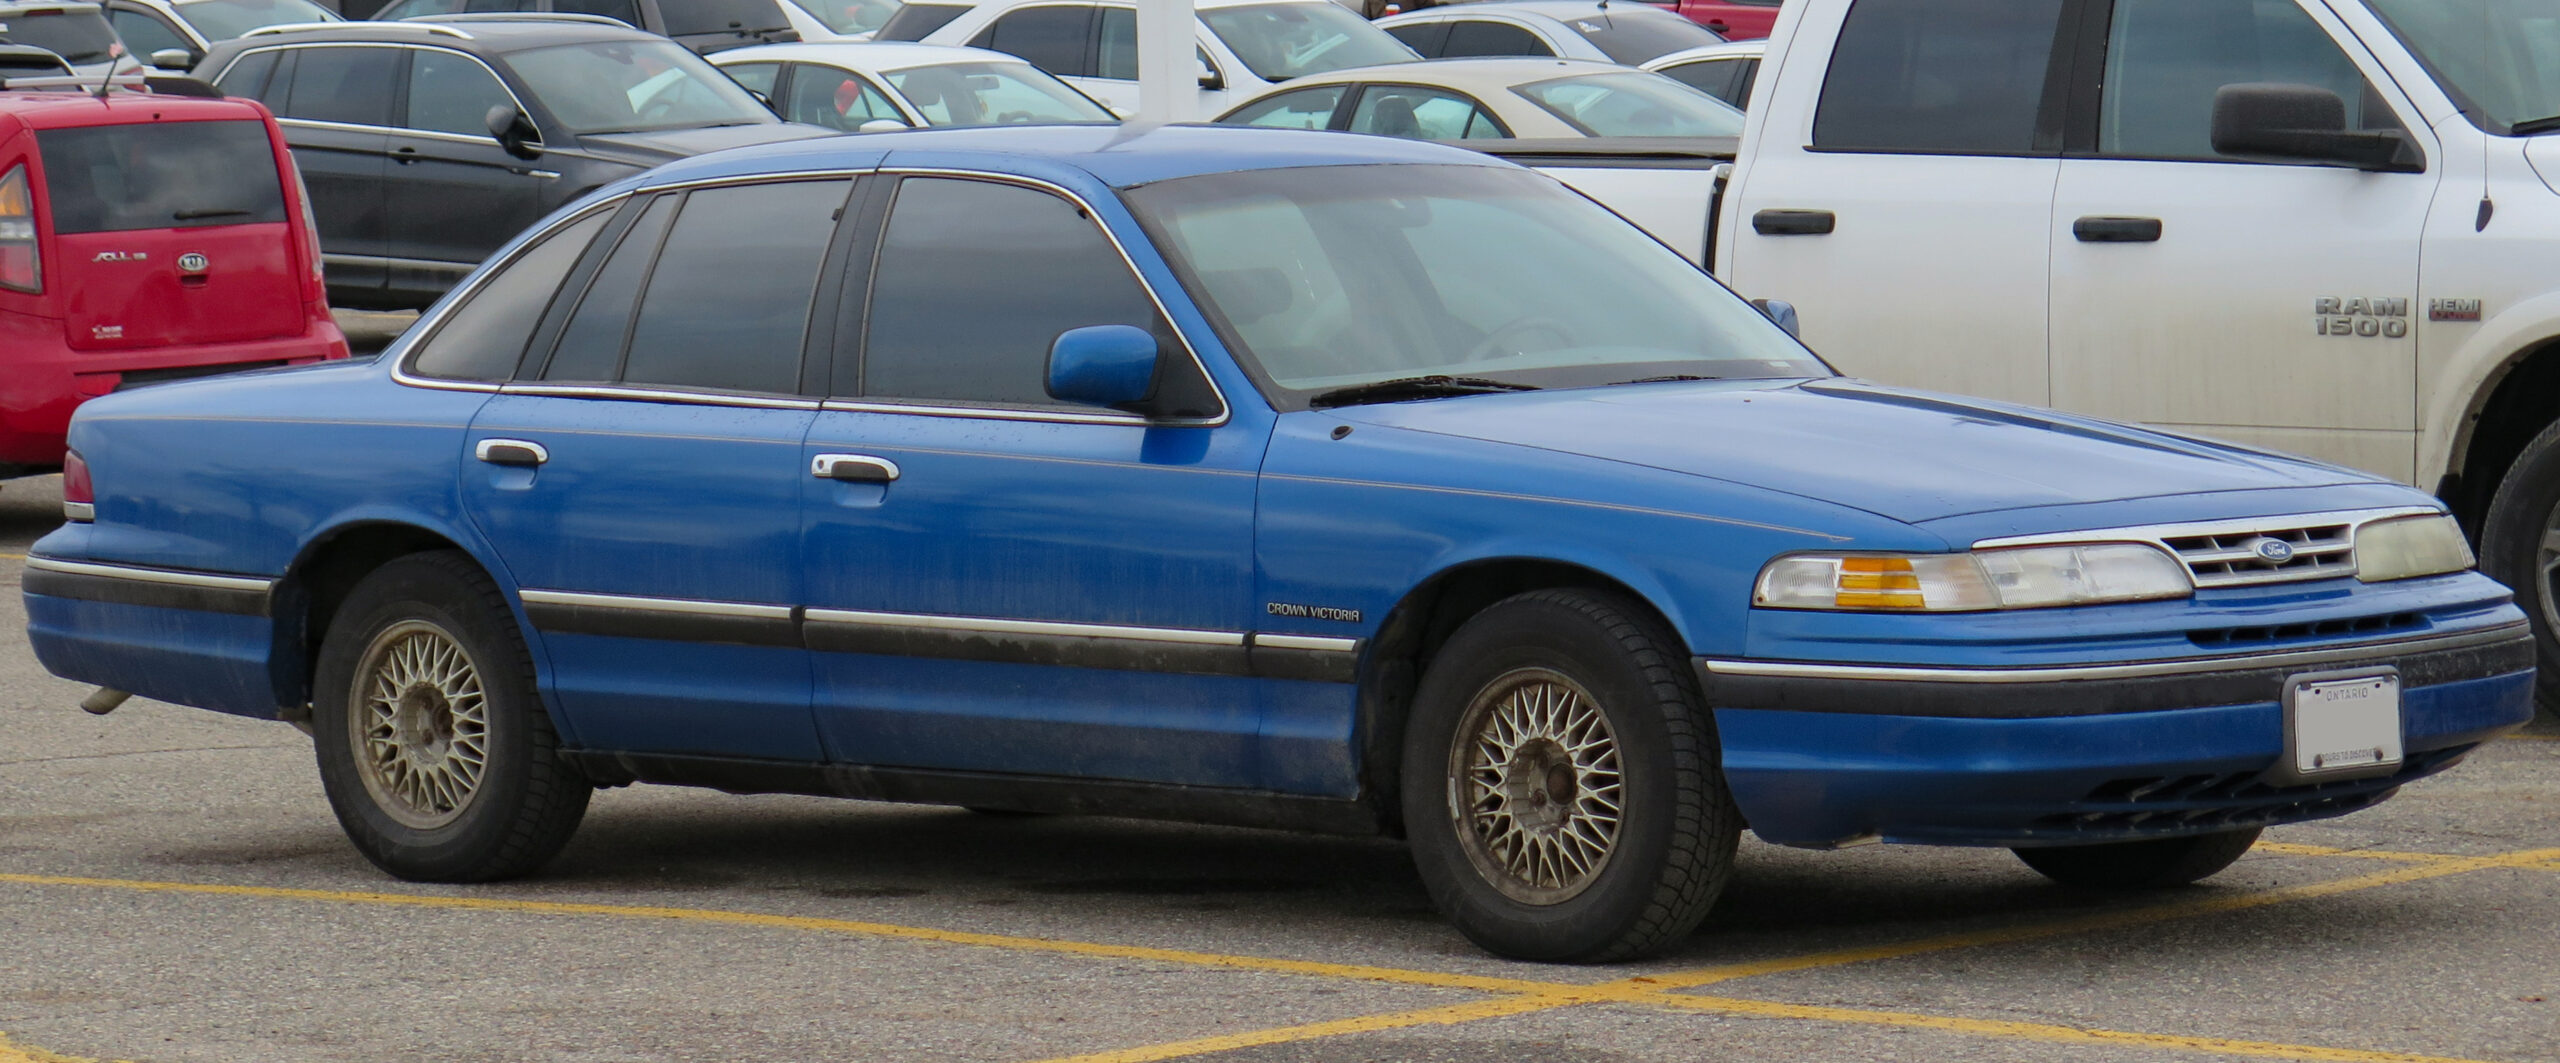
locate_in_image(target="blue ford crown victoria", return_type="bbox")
[24,126,2534,962]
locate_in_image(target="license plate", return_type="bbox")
[2275,669,2402,785]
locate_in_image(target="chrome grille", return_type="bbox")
[2162,521,2356,587]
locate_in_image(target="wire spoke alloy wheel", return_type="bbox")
[1447,667,1626,905]
[2539,509,2560,637]
[349,619,492,831]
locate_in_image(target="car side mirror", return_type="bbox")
[147,47,195,71]
[1197,58,1222,90]
[2210,83,2414,172]
[1751,298,1800,338]
[484,104,543,160]
[856,117,910,133]
[747,87,776,112]
[1047,324,1161,410]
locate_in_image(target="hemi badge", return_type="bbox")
[2429,298,2483,322]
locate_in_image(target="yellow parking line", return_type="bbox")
[2253,842,2460,863]
[1654,994,2507,1063]
[0,1032,115,1063]
[1027,996,1568,1063]
[2506,732,2558,742]
[0,552,23,561]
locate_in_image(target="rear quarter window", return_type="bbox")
[35,120,288,234]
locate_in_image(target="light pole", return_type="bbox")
[1134,0,1199,123]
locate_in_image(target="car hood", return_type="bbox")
[574,122,835,164]
[1330,378,2381,525]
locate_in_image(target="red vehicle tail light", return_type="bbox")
[62,449,94,507]
[0,164,39,294]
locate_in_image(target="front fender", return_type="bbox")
[2419,288,2560,487]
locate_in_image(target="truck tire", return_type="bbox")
[2012,828,2260,889]
[310,550,590,882]
[2479,418,2560,720]
[1401,588,1740,962]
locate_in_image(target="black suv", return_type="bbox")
[195,19,831,309]
[371,0,799,55]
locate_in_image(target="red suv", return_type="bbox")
[0,83,345,480]
[1674,0,1778,38]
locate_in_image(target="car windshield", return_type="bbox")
[1199,2,1416,82]
[0,7,119,64]
[885,60,1113,125]
[784,0,902,34]
[2367,0,2560,134]
[1511,71,1742,137]
[174,0,335,40]
[504,39,774,134]
[1124,163,1823,403]
[1563,7,1724,64]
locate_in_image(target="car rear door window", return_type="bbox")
[281,45,402,128]
[1442,20,1550,58]
[1812,0,2069,154]
[410,210,609,381]
[2099,0,2401,160]
[1384,19,1448,56]
[1348,85,1507,139]
[619,180,850,394]
[721,60,780,96]
[858,177,1158,406]
[1221,85,1344,128]
[543,194,677,383]
[405,49,516,137]
[970,5,1094,76]
[36,120,288,233]
[1658,57,1743,102]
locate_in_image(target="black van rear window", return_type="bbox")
[36,120,287,234]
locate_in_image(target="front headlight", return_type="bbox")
[1754,544,2193,612]
[2355,514,2473,582]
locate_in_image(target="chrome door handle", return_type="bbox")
[813,453,900,483]
[475,438,549,467]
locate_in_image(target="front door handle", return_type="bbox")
[813,453,900,483]
[1752,209,1836,236]
[2073,216,2163,243]
[475,438,549,467]
[393,145,421,165]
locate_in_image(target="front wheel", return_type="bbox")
[1401,589,1740,962]
[2478,418,2560,721]
[2012,827,2261,889]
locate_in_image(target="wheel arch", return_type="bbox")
[2423,293,2560,531]
[267,515,516,719]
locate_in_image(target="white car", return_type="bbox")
[1637,36,1755,109]
[711,41,1113,129]
[770,0,901,41]
[1216,55,1740,140]
[1377,0,1723,66]
[106,0,336,69]
[879,0,1417,115]
[0,1,141,77]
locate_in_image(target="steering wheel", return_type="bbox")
[1463,316,1575,363]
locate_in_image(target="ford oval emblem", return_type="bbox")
[177,252,210,274]
[2250,537,2297,563]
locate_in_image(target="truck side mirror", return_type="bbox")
[484,104,544,161]
[2210,83,2414,172]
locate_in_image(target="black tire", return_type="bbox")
[310,550,589,882]
[2478,418,2560,721]
[1401,588,1740,963]
[2012,827,2261,889]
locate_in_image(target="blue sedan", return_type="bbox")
[22,126,2533,962]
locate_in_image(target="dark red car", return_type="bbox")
[1673,0,1777,38]
[0,81,344,482]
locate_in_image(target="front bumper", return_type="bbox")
[1700,622,2536,848]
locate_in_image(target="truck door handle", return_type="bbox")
[812,453,900,483]
[475,439,549,467]
[1752,209,1835,236]
[2073,216,2163,243]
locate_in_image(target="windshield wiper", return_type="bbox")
[173,207,252,221]
[2511,114,2560,136]
[1608,374,1722,385]
[1307,375,1540,409]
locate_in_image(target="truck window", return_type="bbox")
[1811,0,2068,155]
[2101,0,2401,160]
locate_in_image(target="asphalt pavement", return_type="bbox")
[0,312,2553,1063]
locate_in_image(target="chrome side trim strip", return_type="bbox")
[518,589,793,620]
[60,502,94,522]
[804,607,1246,646]
[1701,621,2531,685]
[1968,506,2441,550]
[23,556,274,592]
[819,399,1150,426]
[324,253,479,275]
[497,383,822,410]
[1253,633,1361,652]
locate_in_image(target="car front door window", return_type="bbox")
[1347,85,1506,140]
[404,49,516,137]
[1220,85,1343,128]
[784,64,902,128]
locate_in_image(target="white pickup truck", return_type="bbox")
[1492,0,2560,713]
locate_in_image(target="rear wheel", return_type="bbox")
[2012,827,2261,889]
[1401,589,1739,962]
[2478,419,2560,721]
[310,551,589,882]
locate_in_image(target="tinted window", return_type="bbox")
[212,48,281,98]
[544,195,676,383]
[2101,0,2397,159]
[108,9,190,59]
[36,121,288,234]
[0,8,120,63]
[1220,85,1342,128]
[376,0,463,15]
[1348,85,1506,139]
[862,177,1158,405]
[1658,57,1743,102]
[176,0,339,40]
[1566,8,1724,65]
[1442,20,1550,58]
[661,0,792,35]
[557,0,643,23]
[281,46,400,127]
[1384,20,1446,55]
[406,49,515,136]
[621,180,849,393]
[1812,0,2068,154]
[784,63,902,128]
[721,59,779,95]
[972,5,1092,77]
[873,0,965,40]
[464,0,527,11]
[410,211,609,381]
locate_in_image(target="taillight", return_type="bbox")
[62,449,94,522]
[289,155,323,284]
[0,163,38,294]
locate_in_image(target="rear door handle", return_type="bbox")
[813,453,900,483]
[2073,216,2163,243]
[393,145,421,165]
[475,439,548,467]
[1752,209,1835,236]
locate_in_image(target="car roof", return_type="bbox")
[710,41,1027,70]
[1403,0,1673,17]
[0,88,265,125]
[211,17,660,52]
[1265,55,1628,91]
[950,0,1341,14]
[1639,38,1759,68]
[0,1,103,11]
[639,122,1510,191]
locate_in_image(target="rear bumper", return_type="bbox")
[0,313,347,467]
[1704,623,2537,847]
